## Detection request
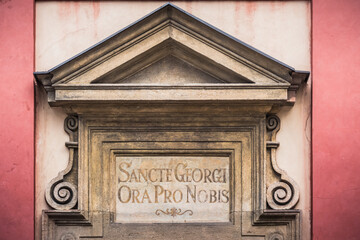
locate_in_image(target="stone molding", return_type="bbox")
[45,116,79,210]
[34,3,308,106]
[35,3,307,240]
[266,115,300,210]
[40,111,302,240]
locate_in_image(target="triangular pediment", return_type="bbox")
[34,3,308,105]
[92,40,253,84]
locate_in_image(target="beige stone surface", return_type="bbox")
[115,156,230,223]
[36,1,311,239]
[35,88,67,237]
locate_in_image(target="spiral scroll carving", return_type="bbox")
[266,115,280,132]
[267,180,298,210]
[65,115,78,132]
[266,115,300,210]
[51,181,78,207]
[46,177,78,210]
[45,115,78,210]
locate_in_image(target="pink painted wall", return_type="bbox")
[313,0,360,239]
[0,0,34,239]
[2,0,360,239]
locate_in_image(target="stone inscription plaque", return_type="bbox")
[115,156,230,223]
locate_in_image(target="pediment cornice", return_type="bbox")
[34,3,309,106]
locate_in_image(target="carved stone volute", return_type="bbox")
[45,115,78,210]
[266,115,300,210]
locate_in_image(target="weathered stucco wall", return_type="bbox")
[0,0,34,239]
[313,0,360,239]
[35,1,311,239]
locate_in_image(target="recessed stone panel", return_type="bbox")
[115,156,230,223]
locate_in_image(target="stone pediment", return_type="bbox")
[92,41,254,85]
[36,4,309,240]
[34,3,308,106]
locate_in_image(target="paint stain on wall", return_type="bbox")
[0,0,11,6]
[58,1,80,25]
[270,1,285,12]
[57,2,102,40]
[235,2,257,43]
[92,1,100,38]
[245,2,257,16]
[92,1,100,20]
[234,2,242,36]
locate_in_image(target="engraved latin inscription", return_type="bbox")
[115,156,230,223]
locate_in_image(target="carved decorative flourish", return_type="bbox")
[60,232,77,240]
[65,116,78,132]
[268,233,284,240]
[266,115,300,210]
[45,115,79,210]
[266,115,280,131]
[155,208,193,217]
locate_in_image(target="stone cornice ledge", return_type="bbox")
[34,3,309,107]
